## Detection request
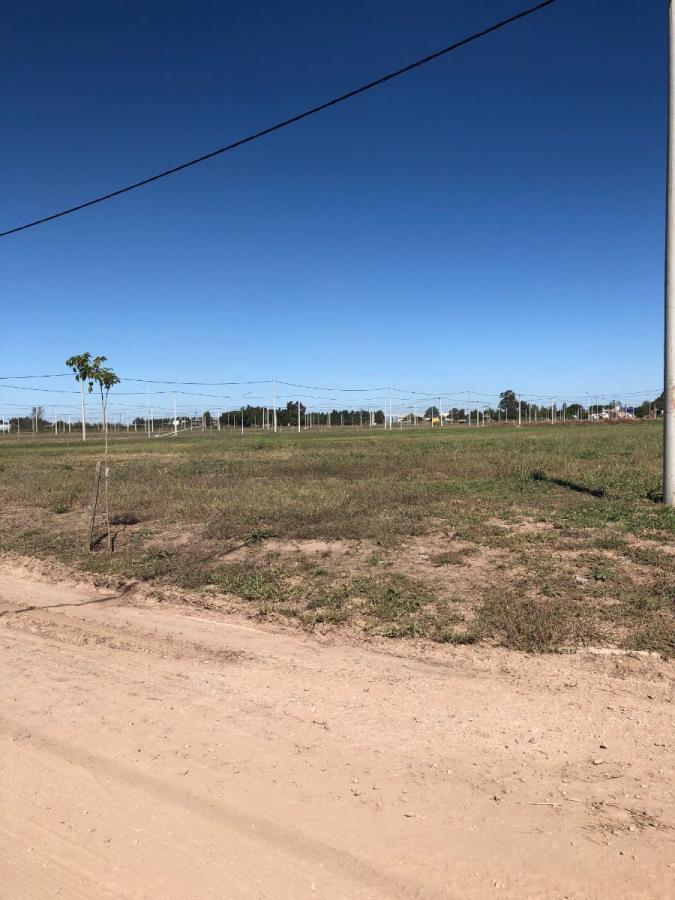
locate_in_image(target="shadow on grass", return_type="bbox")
[531,469,605,498]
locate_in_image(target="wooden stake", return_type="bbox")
[88,461,102,550]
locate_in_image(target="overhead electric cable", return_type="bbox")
[0,0,558,238]
[278,381,388,392]
[123,378,272,386]
[0,373,69,380]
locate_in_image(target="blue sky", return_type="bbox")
[0,0,667,418]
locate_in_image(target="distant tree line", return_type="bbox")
[5,391,666,433]
[127,403,386,430]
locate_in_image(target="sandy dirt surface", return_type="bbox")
[1,558,673,899]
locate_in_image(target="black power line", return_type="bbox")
[1,0,558,238]
[0,373,69,380]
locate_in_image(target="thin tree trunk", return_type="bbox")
[80,380,86,441]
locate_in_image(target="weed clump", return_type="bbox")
[476,593,590,653]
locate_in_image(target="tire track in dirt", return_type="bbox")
[1,716,431,900]
[2,560,674,899]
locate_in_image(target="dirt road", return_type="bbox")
[1,558,673,899]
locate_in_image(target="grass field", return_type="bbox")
[1,422,674,655]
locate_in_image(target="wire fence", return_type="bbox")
[0,373,664,436]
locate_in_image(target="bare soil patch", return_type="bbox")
[1,560,673,898]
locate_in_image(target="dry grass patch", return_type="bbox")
[1,424,674,654]
[429,546,478,566]
[475,592,593,652]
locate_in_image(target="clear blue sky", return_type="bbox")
[0,0,667,417]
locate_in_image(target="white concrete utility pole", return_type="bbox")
[665,0,675,504]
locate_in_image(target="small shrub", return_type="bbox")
[589,564,614,582]
[244,528,276,546]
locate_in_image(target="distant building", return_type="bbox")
[0,421,11,433]
[589,407,634,422]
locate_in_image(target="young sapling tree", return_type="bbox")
[89,356,120,551]
[67,352,121,550]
